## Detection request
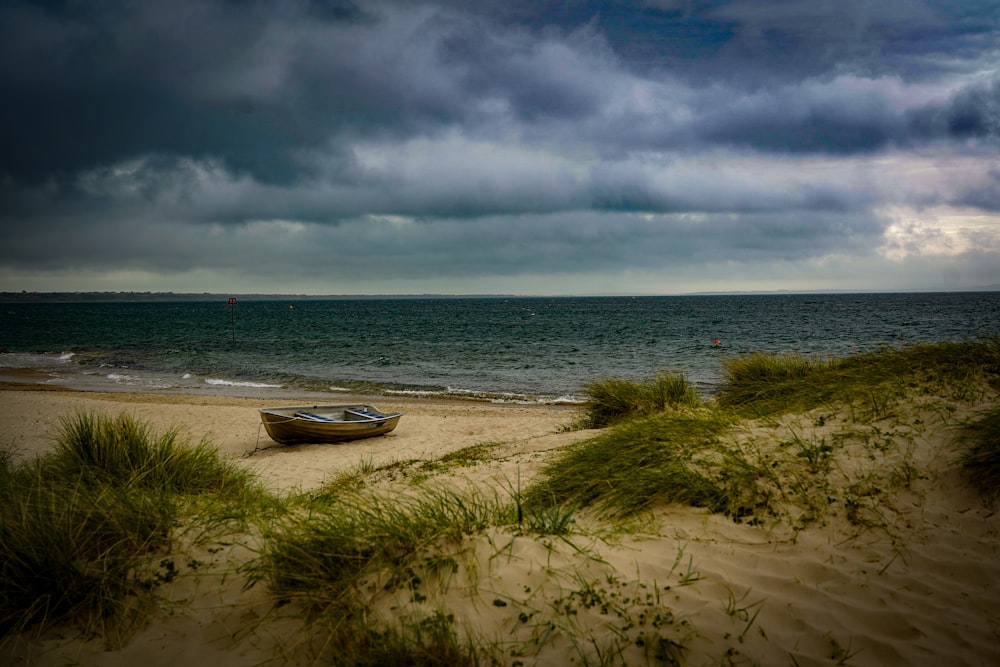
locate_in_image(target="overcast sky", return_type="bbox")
[1,0,998,295]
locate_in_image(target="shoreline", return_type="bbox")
[0,357,593,406]
[0,380,590,493]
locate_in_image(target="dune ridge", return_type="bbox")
[1,359,998,666]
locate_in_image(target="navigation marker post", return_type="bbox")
[228,297,237,342]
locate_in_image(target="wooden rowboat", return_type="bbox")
[259,404,402,445]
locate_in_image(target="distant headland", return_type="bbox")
[0,292,516,303]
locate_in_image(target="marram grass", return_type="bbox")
[248,486,514,611]
[246,486,510,665]
[531,339,1000,526]
[960,408,1000,502]
[716,338,1000,417]
[582,371,702,428]
[48,411,256,496]
[0,411,264,643]
[0,465,174,641]
[526,412,764,519]
[321,610,488,667]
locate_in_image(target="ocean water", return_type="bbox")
[1,293,998,403]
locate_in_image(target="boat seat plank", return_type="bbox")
[345,409,382,420]
[295,411,335,422]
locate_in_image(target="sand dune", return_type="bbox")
[2,383,998,666]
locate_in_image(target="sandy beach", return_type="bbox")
[0,383,586,493]
[2,380,999,666]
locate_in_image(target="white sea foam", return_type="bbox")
[204,378,283,388]
[383,385,583,404]
[0,352,70,368]
[0,353,33,368]
[385,388,441,398]
[105,373,174,389]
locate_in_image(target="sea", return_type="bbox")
[1,293,998,404]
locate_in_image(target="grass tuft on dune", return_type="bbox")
[581,371,701,428]
[716,337,1000,417]
[0,411,264,645]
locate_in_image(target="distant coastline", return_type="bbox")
[0,292,518,303]
[2,287,999,303]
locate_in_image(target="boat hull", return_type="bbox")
[259,404,402,445]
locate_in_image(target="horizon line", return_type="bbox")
[2,286,999,302]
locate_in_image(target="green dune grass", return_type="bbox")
[528,337,1000,532]
[0,412,265,644]
[716,338,1000,417]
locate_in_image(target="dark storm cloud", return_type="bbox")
[955,168,1000,212]
[0,0,385,183]
[0,0,997,291]
[3,0,997,185]
[908,77,1000,140]
[450,0,998,83]
[0,190,883,280]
